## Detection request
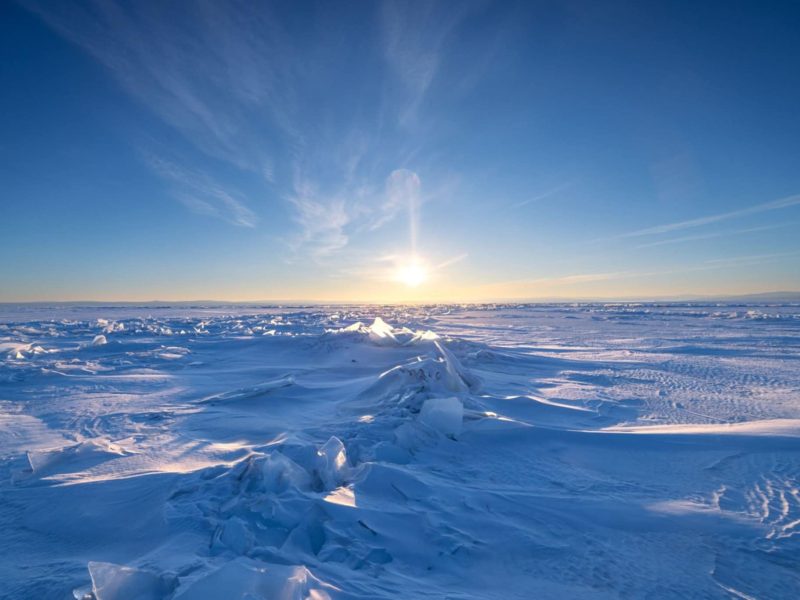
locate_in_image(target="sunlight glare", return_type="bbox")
[395,259,429,287]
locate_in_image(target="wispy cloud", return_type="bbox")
[20,0,295,172]
[289,198,350,259]
[435,253,469,270]
[486,250,800,290]
[368,169,420,231]
[287,179,351,261]
[144,154,257,227]
[621,194,800,238]
[287,167,453,265]
[509,182,574,210]
[635,222,796,249]
[380,0,483,126]
[20,0,481,265]
[526,271,631,285]
[702,250,800,267]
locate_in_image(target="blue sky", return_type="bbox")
[2,0,799,301]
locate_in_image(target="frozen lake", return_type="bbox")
[1,303,799,599]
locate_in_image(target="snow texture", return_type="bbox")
[0,303,799,599]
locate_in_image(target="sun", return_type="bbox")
[395,259,428,287]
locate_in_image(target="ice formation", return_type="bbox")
[0,303,799,598]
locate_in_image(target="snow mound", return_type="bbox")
[202,375,295,403]
[20,439,129,483]
[3,303,800,598]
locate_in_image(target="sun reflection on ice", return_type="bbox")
[323,486,357,507]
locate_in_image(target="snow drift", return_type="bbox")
[0,303,799,599]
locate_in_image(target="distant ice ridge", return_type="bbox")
[1,305,799,598]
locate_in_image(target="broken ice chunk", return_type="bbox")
[419,396,463,437]
[88,562,176,600]
[317,436,348,489]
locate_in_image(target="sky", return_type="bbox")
[2,0,799,302]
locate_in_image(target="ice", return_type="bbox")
[260,452,312,493]
[419,396,463,436]
[316,436,349,490]
[331,317,439,346]
[88,562,176,600]
[366,316,396,344]
[172,559,333,600]
[434,339,479,393]
[0,304,799,598]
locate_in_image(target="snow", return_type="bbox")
[0,302,799,598]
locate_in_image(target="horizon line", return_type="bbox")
[2,289,799,306]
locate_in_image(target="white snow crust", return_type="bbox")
[1,303,799,598]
